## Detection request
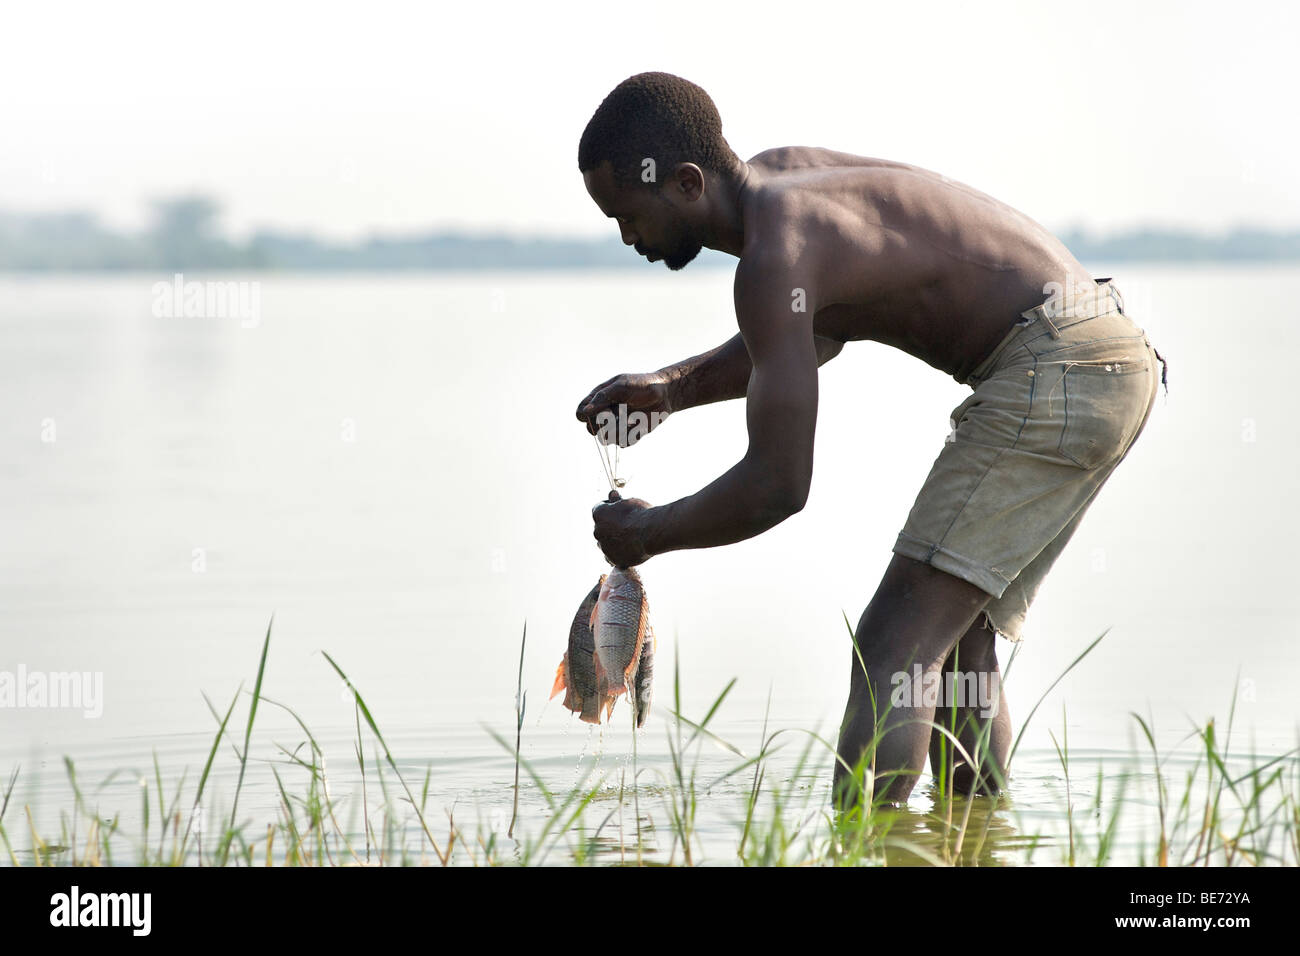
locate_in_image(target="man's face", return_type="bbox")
[583,162,703,271]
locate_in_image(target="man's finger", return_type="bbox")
[591,490,622,517]
[575,375,622,419]
[577,399,607,426]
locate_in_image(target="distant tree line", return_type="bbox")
[2,197,1299,270]
[1058,226,1300,262]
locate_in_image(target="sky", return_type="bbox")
[3,0,1297,241]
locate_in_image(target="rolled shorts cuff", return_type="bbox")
[892,530,1011,599]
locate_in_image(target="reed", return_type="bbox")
[3,618,1295,868]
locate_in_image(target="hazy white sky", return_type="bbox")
[3,0,1296,240]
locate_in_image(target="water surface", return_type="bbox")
[1,267,1295,864]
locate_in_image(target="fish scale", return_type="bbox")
[591,568,649,696]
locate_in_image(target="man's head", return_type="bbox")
[579,72,741,270]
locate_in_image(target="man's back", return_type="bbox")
[741,146,1096,381]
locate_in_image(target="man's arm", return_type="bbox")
[611,253,822,559]
[661,330,843,412]
[576,326,841,440]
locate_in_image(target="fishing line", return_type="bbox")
[593,433,616,490]
[591,433,626,491]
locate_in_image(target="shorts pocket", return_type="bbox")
[1056,358,1152,469]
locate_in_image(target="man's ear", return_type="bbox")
[670,163,705,201]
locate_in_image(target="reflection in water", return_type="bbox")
[514,780,1055,866]
[866,794,1030,867]
[515,745,1036,866]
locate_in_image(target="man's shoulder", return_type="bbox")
[735,170,905,312]
[734,192,815,275]
[731,203,832,324]
[736,174,868,285]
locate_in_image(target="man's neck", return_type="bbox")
[704,162,753,257]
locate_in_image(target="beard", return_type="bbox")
[661,235,703,271]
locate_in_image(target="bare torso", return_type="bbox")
[742,147,1095,381]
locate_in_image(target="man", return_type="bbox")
[574,72,1167,807]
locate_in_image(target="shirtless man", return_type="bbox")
[574,72,1166,807]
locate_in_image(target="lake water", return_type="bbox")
[1,266,1296,865]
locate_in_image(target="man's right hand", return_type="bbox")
[575,371,674,444]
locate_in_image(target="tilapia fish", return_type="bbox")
[631,619,654,727]
[551,569,655,727]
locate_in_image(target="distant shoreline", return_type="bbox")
[5,259,1300,276]
[4,199,1299,270]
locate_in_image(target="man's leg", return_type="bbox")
[927,612,1012,796]
[834,552,993,808]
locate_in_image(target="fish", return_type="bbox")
[632,621,655,728]
[591,567,652,725]
[551,568,655,727]
[550,577,605,724]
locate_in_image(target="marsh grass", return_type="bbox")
[1,616,1295,867]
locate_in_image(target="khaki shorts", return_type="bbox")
[892,279,1168,643]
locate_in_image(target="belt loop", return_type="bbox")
[1039,310,1062,339]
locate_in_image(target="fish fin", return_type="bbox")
[589,574,611,631]
[550,657,568,700]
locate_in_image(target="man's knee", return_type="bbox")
[858,555,994,649]
[943,611,1000,671]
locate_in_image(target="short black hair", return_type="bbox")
[578,72,741,186]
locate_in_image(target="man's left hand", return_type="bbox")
[591,491,654,567]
